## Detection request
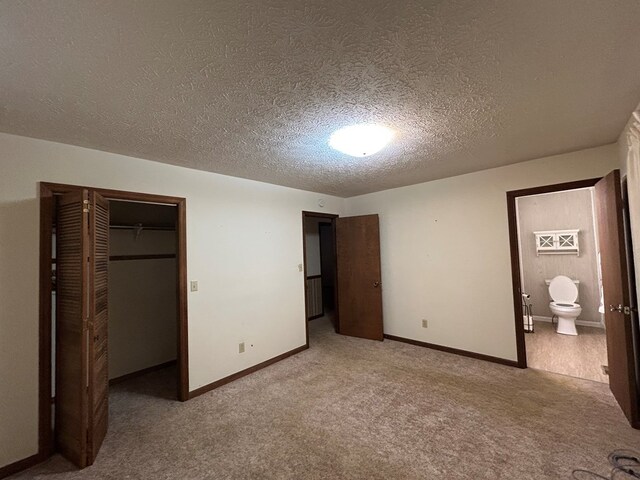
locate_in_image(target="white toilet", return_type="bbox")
[548,275,582,336]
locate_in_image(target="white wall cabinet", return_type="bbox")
[534,229,579,256]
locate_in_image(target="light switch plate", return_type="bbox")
[422,319,428,328]
[239,342,245,354]
[190,280,198,292]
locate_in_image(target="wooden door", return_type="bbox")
[595,170,639,427]
[87,191,109,462]
[55,190,90,467]
[336,215,383,340]
[56,190,110,467]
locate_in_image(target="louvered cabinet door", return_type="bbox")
[87,191,109,464]
[55,190,90,467]
[56,189,110,468]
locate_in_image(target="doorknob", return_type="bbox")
[609,304,637,315]
[373,281,380,288]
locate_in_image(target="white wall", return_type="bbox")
[345,144,619,361]
[109,229,178,379]
[0,132,343,468]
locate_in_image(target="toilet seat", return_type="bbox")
[549,275,578,303]
[550,301,580,310]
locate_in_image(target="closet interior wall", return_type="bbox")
[108,201,178,381]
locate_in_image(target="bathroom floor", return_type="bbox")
[525,320,609,383]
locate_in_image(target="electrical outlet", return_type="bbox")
[422,319,428,328]
[239,342,245,354]
[190,281,198,292]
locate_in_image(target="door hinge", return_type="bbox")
[83,199,91,213]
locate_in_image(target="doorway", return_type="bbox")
[108,200,178,391]
[302,212,339,341]
[507,171,640,428]
[514,186,607,383]
[38,182,189,466]
[301,211,384,345]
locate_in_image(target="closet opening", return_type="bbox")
[38,182,188,466]
[107,200,178,396]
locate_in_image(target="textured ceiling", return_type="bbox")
[1,1,640,197]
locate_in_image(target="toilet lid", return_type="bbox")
[549,275,578,303]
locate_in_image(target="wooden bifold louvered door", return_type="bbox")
[56,189,110,467]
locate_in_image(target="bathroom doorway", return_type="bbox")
[507,171,640,428]
[515,185,607,383]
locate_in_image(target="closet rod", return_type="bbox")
[109,224,175,231]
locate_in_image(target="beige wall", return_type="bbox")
[516,189,602,324]
[345,144,619,361]
[109,229,178,379]
[0,132,344,467]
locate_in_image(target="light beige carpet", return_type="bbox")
[12,317,640,479]
[526,320,609,383]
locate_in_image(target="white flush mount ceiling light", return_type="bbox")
[329,124,394,157]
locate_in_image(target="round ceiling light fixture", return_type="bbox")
[329,124,394,157]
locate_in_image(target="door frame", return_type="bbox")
[506,177,601,368]
[301,211,339,345]
[622,177,640,401]
[38,182,189,459]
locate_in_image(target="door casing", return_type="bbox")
[38,182,189,460]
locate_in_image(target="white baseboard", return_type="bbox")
[532,315,604,329]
